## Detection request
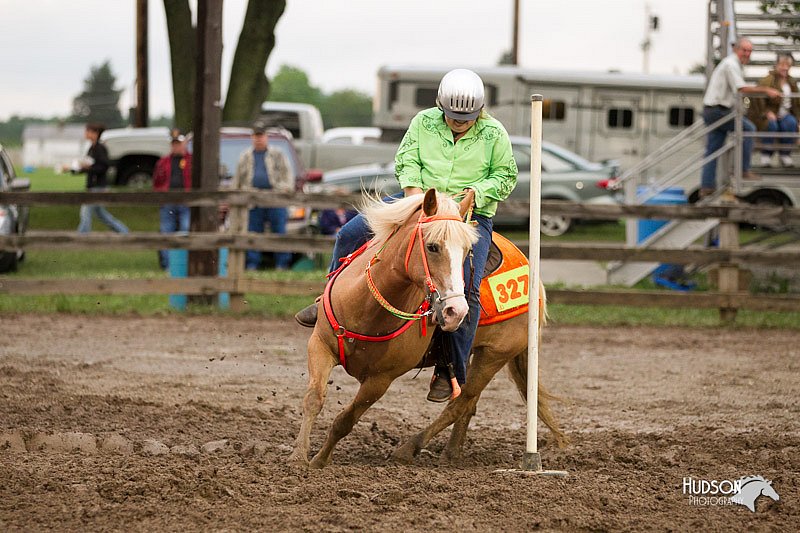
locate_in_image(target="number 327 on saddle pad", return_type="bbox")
[479,233,538,326]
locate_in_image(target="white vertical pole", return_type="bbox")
[523,94,544,471]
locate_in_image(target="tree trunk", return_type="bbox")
[223,0,286,123]
[163,0,196,131]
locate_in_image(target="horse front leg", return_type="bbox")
[309,374,393,469]
[441,393,480,464]
[392,349,507,464]
[288,333,338,466]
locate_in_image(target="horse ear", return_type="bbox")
[422,188,438,216]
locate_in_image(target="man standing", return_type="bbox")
[233,122,294,270]
[153,129,192,269]
[701,37,781,197]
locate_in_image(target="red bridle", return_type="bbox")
[323,211,468,368]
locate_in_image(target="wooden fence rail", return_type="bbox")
[1,190,800,320]
[4,190,800,225]
[3,231,800,267]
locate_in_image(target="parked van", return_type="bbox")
[374,65,705,179]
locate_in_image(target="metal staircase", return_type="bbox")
[606,0,800,287]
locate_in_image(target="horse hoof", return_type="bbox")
[390,446,415,465]
[309,454,331,469]
[287,452,309,468]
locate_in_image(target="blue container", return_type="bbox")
[636,187,695,291]
[636,186,686,242]
[168,249,189,311]
[167,249,230,310]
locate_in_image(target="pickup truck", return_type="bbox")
[101,102,399,187]
[256,102,398,174]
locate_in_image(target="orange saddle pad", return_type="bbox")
[478,232,536,326]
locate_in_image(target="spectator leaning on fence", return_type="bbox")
[700,38,782,198]
[233,121,294,270]
[75,123,129,234]
[153,129,192,269]
[748,52,800,169]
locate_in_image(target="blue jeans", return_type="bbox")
[763,114,798,156]
[329,201,492,385]
[247,206,290,270]
[701,106,756,190]
[159,204,191,268]
[78,189,129,234]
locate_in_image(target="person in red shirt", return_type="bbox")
[152,129,192,269]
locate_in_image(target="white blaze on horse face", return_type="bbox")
[438,241,469,332]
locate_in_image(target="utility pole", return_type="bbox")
[134,0,149,127]
[188,0,223,304]
[641,4,659,74]
[511,0,520,65]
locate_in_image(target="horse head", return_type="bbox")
[415,189,479,331]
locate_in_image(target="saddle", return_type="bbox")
[478,232,531,326]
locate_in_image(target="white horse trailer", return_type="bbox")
[374,65,705,179]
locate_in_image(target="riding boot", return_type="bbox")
[427,374,453,403]
[294,299,319,328]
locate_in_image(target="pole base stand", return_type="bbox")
[493,452,568,477]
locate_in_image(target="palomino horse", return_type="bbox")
[289,189,567,468]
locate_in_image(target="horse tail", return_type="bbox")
[505,350,570,448]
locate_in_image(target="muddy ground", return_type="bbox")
[1,314,798,531]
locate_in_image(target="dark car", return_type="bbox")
[313,137,620,236]
[0,145,31,272]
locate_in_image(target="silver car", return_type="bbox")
[0,145,30,272]
[313,136,620,236]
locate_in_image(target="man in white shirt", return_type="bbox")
[701,38,781,197]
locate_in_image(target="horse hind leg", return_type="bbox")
[506,350,570,448]
[309,374,393,469]
[288,333,338,466]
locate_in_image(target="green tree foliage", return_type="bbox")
[267,65,373,128]
[69,60,124,127]
[320,90,373,128]
[760,1,800,41]
[267,65,324,107]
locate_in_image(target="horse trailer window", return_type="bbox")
[669,106,695,127]
[607,108,633,129]
[415,87,439,107]
[542,99,566,120]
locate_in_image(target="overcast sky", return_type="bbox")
[0,0,707,121]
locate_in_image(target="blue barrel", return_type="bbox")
[168,249,230,310]
[637,186,686,242]
[636,187,694,291]
[168,249,189,310]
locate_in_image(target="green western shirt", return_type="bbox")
[395,107,518,217]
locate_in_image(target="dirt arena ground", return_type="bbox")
[1,314,798,531]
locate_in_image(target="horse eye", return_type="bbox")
[426,243,440,253]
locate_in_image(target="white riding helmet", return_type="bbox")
[436,69,485,121]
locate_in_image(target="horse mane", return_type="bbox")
[361,192,478,250]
